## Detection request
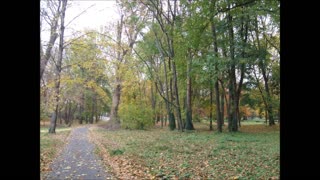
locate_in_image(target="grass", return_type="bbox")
[40,125,71,176]
[90,123,279,179]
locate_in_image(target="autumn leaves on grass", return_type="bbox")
[89,124,279,179]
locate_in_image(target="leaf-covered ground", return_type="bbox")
[89,123,279,179]
[40,126,71,178]
[43,126,112,180]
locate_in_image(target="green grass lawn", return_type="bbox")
[90,123,279,179]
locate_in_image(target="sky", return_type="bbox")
[41,0,119,45]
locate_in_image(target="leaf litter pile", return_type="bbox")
[89,124,279,179]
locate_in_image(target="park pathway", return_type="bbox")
[43,126,111,180]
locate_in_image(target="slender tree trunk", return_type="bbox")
[49,112,57,133]
[219,79,226,125]
[264,109,268,124]
[151,83,157,124]
[227,11,238,132]
[209,82,213,131]
[110,81,121,123]
[49,0,67,133]
[90,101,94,124]
[253,15,275,126]
[211,22,222,132]
[227,99,232,131]
[164,58,175,130]
[172,60,183,131]
[185,51,194,130]
[169,62,176,130]
[264,78,275,125]
[59,107,63,125]
[215,81,222,132]
[220,83,225,125]
[40,0,61,79]
[110,15,124,125]
[67,101,72,125]
[79,105,83,124]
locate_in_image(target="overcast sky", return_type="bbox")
[41,0,119,44]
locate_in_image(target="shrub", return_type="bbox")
[119,102,153,130]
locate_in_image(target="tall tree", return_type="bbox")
[109,0,148,127]
[49,0,68,133]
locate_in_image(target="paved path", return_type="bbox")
[44,126,111,180]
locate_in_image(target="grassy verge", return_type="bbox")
[90,123,279,179]
[40,126,71,175]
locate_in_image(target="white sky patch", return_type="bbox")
[41,0,119,45]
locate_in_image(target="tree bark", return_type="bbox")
[209,83,213,131]
[220,82,225,125]
[211,21,222,132]
[227,11,238,132]
[49,0,67,133]
[215,80,222,132]
[185,50,194,130]
[172,59,183,131]
[40,0,61,80]
[110,82,121,123]
[109,15,124,125]
[49,112,57,133]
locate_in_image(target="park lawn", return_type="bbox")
[40,126,71,174]
[89,123,279,179]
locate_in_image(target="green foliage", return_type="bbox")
[119,102,153,130]
[110,149,124,156]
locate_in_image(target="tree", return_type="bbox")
[108,0,148,128]
[49,0,68,133]
[40,0,62,80]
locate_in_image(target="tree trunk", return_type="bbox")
[59,107,63,125]
[151,82,157,124]
[185,51,194,130]
[49,0,67,133]
[254,15,275,126]
[227,11,238,132]
[79,108,83,124]
[220,80,226,126]
[109,15,124,126]
[90,96,94,124]
[227,83,233,132]
[215,81,222,132]
[220,84,225,126]
[48,111,57,133]
[110,82,121,123]
[265,109,268,124]
[171,60,183,131]
[40,0,61,79]
[169,72,176,130]
[209,83,213,131]
[211,22,221,132]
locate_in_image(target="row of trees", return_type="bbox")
[40,0,279,133]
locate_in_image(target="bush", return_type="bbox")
[110,149,124,156]
[119,102,153,130]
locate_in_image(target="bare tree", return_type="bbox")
[40,0,61,80]
[49,0,68,133]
